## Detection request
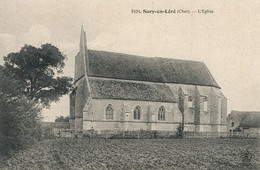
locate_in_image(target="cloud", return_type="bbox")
[0,25,52,64]
[59,42,78,55]
[18,25,52,48]
[0,33,17,64]
[0,33,16,48]
[58,42,78,77]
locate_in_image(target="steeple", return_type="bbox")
[73,26,92,131]
[79,25,92,96]
[74,25,90,81]
[79,25,87,52]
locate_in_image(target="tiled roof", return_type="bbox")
[89,78,177,103]
[87,50,220,88]
[230,111,260,128]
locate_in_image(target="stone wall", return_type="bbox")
[70,78,227,132]
[73,77,90,130]
[42,122,70,129]
[168,83,227,132]
[69,92,76,129]
[244,127,260,133]
[82,99,182,132]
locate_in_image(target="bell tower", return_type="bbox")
[73,26,93,131]
[74,26,89,82]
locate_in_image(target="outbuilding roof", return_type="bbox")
[230,110,260,128]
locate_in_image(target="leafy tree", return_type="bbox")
[0,44,73,156]
[0,67,42,156]
[0,66,25,99]
[55,116,70,122]
[3,44,73,107]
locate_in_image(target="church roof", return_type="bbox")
[89,78,177,103]
[87,50,220,88]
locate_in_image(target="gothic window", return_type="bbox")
[231,122,234,127]
[105,104,113,120]
[204,97,208,112]
[133,105,141,120]
[188,96,193,108]
[158,106,166,121]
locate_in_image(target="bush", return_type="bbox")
[175,124,183,138]
[0,96,42,156]
[42,127,56,139]
[55,116,70,122]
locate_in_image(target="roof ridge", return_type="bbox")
[88,49,203,63]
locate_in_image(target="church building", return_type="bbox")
[69,27,227,133]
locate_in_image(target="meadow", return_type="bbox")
[1,138,259,169]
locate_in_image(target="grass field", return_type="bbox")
[1,138,259,169]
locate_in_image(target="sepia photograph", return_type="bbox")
[0,0,259,169]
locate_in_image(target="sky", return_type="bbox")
[0,0,259,122]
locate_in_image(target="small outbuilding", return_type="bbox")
[227,110,260,134]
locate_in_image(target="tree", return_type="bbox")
[0,44,73,156]
[0,67,42,156]
[55,116,70,122]
[0,66,25,99]
[3,44,73,107]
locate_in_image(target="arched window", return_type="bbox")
[105,104,113,120]
[188,96,193,108]
[158,106,166,121]
[133,106,141,120]
[204,97,208,112]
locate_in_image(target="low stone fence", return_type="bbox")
[54,128,73,138]
[184,131,259,138]
[52,129,260,139]
[227,132,259,138]
[82,130,176,139]
[42,122,70,129]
